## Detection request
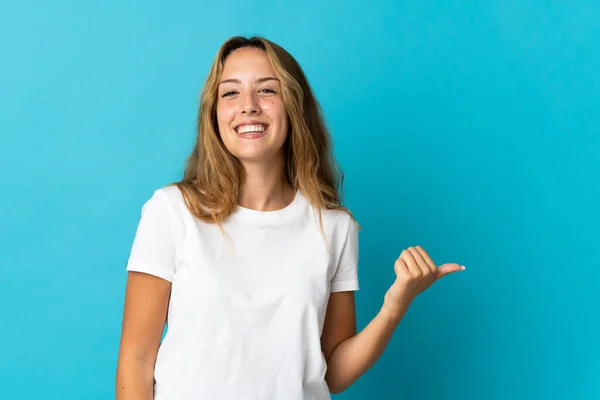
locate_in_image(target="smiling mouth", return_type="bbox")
[234,124,269,139]
[234,123,269,134]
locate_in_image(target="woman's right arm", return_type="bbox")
[116,271,172,400]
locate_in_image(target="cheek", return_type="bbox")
[216,104,236,130]
[266,101,287,123]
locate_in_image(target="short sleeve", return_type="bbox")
[126,189,178,282]
[330,218,360,293]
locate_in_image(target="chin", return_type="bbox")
[235,153,273,163]
[232,147,284,164]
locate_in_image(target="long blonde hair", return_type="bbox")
[170,36,358,239]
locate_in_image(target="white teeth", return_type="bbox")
[236,124,267,134]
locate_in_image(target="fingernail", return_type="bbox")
[461,265,466,270]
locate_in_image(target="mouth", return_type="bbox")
[234,123,269,139]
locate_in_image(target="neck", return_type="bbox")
[238,156,295,212]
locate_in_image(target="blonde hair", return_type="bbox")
[170,35,358,241]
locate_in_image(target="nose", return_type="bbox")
[241,92,260,115]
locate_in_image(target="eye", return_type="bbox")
[221,90,237,97]
[259,88,277,94]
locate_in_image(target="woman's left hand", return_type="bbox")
[382,246,465,317]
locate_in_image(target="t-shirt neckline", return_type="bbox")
[231,189,305,225]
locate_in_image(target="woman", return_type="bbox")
[116,35,465,400]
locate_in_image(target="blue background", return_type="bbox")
[1,1,599,399]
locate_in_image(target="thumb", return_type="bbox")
[435,263,466,280]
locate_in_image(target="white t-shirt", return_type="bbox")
[125,185,359,400]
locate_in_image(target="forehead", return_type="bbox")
[221,47,275,78]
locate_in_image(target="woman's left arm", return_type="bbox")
[321,291,408,394]
[321,246,465,394]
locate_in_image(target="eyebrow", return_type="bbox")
[218,77,280,85]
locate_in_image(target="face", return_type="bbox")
[216,47,289,164]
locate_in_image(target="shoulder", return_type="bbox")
[137,184,189,228]
[155,184,183,202]
[313,204,357,241]
[321,207,354,226]
[152,184,187,213]
[296,189,356,230]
